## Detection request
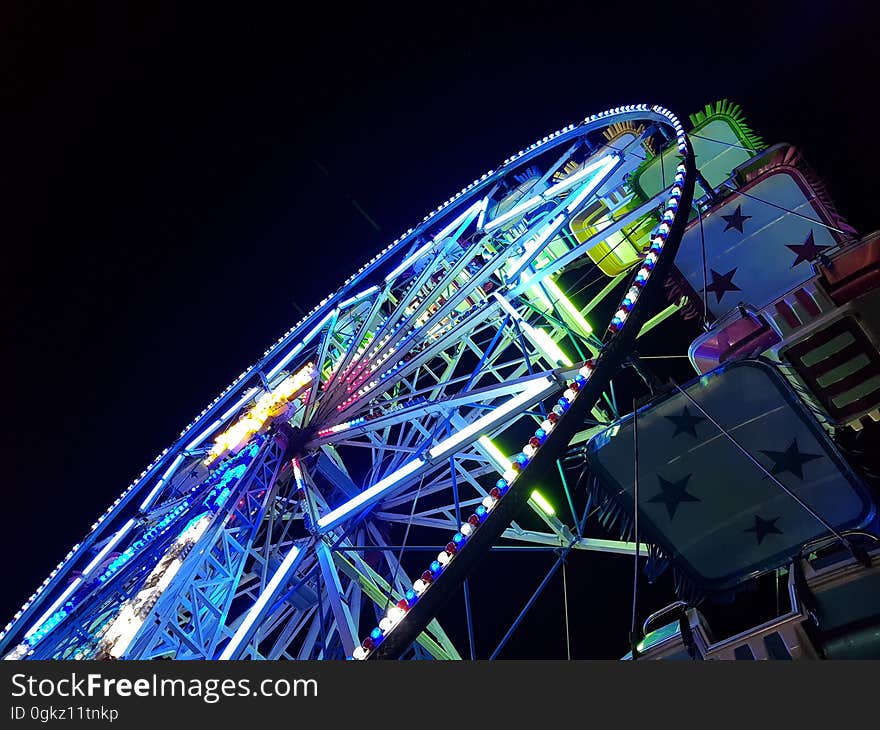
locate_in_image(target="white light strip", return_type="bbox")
[291,458,305,491]
[565,181,601,214]
[507,156,620,282]
[431,197,486,242]
[384,199,486,282]
[494,292,571,366]
[506,214,567,279]
[138,455,185,511]
[339,286,379,308]
[482,194,542,233]
[23,517,137,639]
[23,579,81,639]
[493,291,523,321]
[477,436,511,472]
[427,376,556,461]
[161,455,185,482]
[384,241,434,283]
[317,458,423,532]
[542,153,618,200]
[483,154,617,235]
[302,310,337,344]
[138,481,165,512]
[218,544,302,659]
[520,322,573,367]
[81,519,136,577]
[265,343,304,381]
[185,419,223,451]
[221,388,260,421]
[266,309,335,380]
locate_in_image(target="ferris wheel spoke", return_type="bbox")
[6,105,701,662]
[315,372,560,534]
[378,462,494,512]
[334,546,461,660]
[330,300,504,421]
[501,528,649,557]
[329,274,491,416]
[269,529,462,659]
[381,197,487,289]
[320,291,386,395]
[505,157,623,281]
[303,307,340,415]
[314,540,360,656]
[311,367,561,448]
[507,188,668,300]
[322,223,546,422]
[328,540,459,659]
[255,604,312,660]
[328,324,502,424]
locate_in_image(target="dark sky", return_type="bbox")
[2,2,879,657]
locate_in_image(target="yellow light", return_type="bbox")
[478,436,511,472]
[530,490,555,516]
[204,362,315,465]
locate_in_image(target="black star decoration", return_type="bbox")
[665,406,706,438]
[705,268,742,304]
[759,438,822,480]
[744,514,783,545]
[721,204,751,233]
[786,230,831,268]
[646,474,700,520]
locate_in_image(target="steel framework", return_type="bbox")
[2,104,694,661]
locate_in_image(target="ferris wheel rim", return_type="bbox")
[2,103,692,662]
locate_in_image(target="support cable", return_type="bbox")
[673,384,866,563]
[630,398,642,658]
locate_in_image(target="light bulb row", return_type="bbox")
[607,107,688,335]
[334,302,485,412]
[316,395,428,439]
[349,104,687,659]
[351,359,596,659]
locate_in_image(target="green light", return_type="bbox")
[530,490,555,516]
[478,436,511,472]
[522,273,593,337]
[523,273,554,310]
[527,325,573,367]
[543,278,593,336]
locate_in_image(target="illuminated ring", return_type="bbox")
[361,106,696,659]
[2,104,694,662]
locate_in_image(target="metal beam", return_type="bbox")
[315,540,359,656]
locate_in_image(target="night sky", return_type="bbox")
[2,2,879,658]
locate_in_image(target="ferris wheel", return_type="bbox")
[1,104,695,661]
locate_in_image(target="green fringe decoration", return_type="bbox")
[688,99,766,152]
[629,99,766,203]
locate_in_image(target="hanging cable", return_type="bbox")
[383,473,427,613]
[726,185,850,236]
[563,560,572,660]
[674,384,867,564]
[696,199,710,328]
[630,398,642,658]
